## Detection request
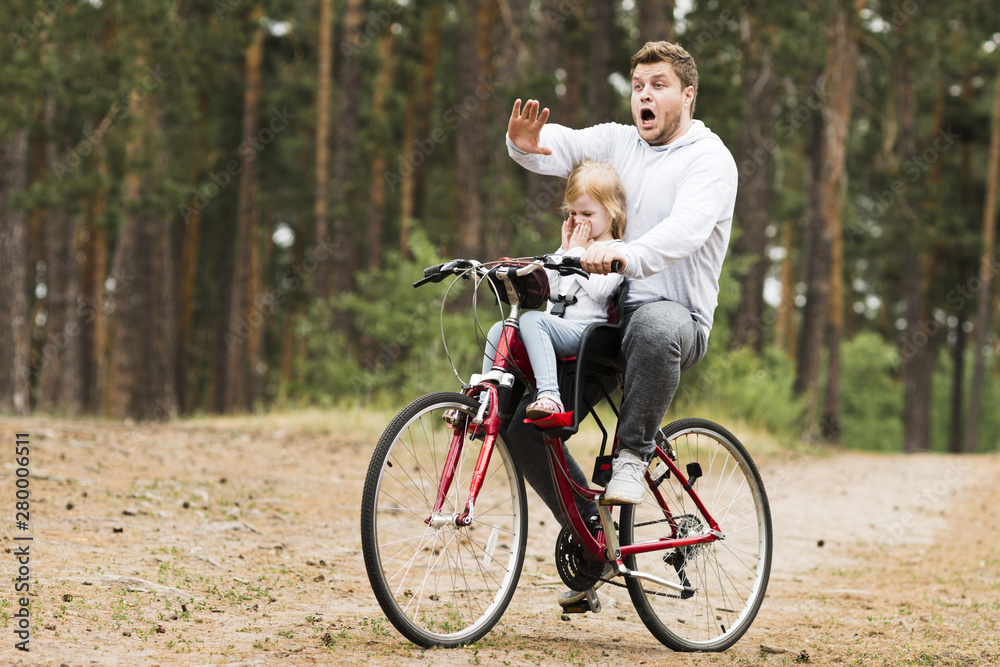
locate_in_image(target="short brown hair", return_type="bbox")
[562,160,627,240]
[630,41,698,117]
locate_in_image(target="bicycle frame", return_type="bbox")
[366,255,772,651]
[431,303,722,573]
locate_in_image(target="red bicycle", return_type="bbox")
[360,256,772,651]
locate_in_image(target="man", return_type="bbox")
[504,41,738,605]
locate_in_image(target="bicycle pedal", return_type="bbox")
[560,603,590,614]
[560,589,602,614]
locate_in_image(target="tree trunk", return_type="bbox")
[774,218,797,359]
[107,87,177,421]
[560,12,585,131]
[455,0,486,259]
[398,82,415,257]
[79,188,108,414]
[36,142,82,414]
[949,304,966,453]
[730,7,776,351]
[524,0,564,240]
[793,113,828,424]
[224,10,264,413]
[314,0,333,294]
[176,87,210,415]
[330,0,365,297]
[485,0,526,258]
[0,129,31,415]
[177,198,202,414]
[106,213,138,419]
[366,32,394,271]
[587,0,615,125]
[965,66,1000,453]
[638,0,675,44]
[817,0,860,444]
[410,3,443,225]
[896,23,933,453]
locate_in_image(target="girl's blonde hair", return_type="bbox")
[562,160,628,240]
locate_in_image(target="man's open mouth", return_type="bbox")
[640,108,656,127]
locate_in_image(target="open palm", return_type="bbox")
[508,99,553,155]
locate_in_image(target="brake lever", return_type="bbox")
[413,275,440,288]
[545,256,590,278]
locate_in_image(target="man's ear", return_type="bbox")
[683,86,695,112]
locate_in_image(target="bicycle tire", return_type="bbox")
[619,418,772,652]
[361,391,528,647]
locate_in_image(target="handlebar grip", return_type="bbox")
[557,256,624,273]
[423,263,445,278]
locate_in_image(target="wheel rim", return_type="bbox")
[371,400,524,643]
[625,425,770,649]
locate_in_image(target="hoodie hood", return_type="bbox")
[646,119,714,153]
[629,120,719,213]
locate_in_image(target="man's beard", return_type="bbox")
[638,104,683,146]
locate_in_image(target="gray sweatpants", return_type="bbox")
[503,299,707,526]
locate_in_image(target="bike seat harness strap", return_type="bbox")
[548,273,583,318]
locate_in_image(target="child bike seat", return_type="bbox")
[531,281,629,440]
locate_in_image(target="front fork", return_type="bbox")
[428,384,501,528]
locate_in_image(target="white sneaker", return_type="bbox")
[603,449,647,504]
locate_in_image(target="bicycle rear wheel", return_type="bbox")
[361,391,527,647]
[619,418,772,652]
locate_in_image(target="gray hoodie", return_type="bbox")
[506,119,738,334]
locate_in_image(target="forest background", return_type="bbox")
[1,0,999,454]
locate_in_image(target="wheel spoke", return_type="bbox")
[620,419,771,652]
[362,394,526,647]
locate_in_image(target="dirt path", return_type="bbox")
[1,412,998,666]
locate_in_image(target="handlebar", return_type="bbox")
[414,255,623,288]
[555,255,624,275]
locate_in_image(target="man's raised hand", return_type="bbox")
[508,99,553,155]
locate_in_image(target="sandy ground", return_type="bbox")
[1,411,998,666]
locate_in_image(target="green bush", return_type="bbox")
[838,332,903,451]
[931,344,1000,453]
[675,343,806,442]
[291,230,512,407]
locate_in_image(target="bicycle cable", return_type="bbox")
[439,257,537,389]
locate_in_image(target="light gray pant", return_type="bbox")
[503,299,707,526]
[482,311,590,401]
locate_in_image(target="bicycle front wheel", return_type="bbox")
[619,418,772,652]
[360,392,527,647]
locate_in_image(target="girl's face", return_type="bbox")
[566,192,614,240]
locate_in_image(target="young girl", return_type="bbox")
[482,159,627,418]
